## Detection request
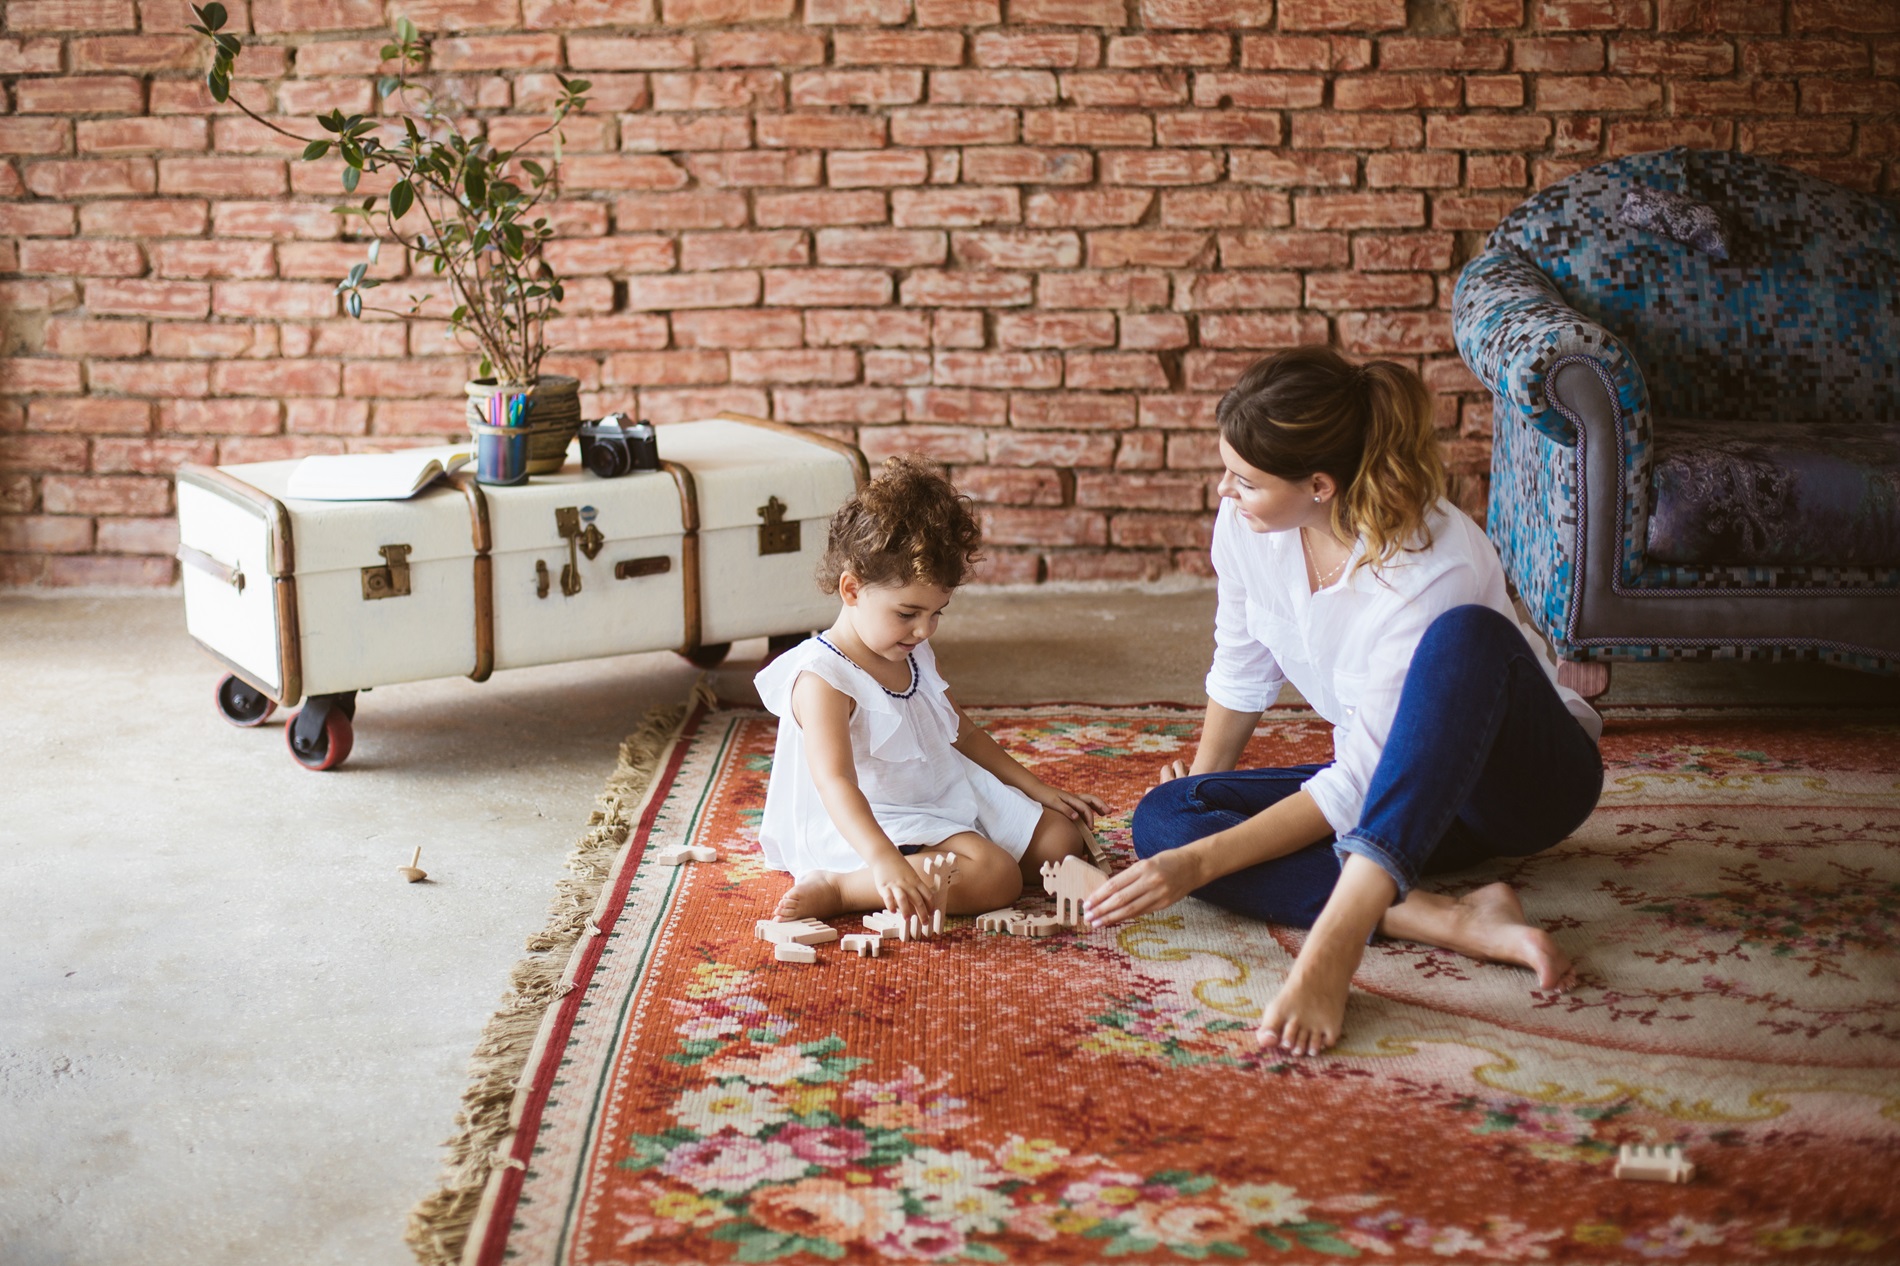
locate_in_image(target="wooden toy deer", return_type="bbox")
[1040,855,1109,926]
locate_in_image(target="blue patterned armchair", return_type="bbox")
[1453,148,1900,693]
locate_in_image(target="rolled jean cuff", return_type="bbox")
[1333,829,1416,904]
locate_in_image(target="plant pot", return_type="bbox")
[464,375,582,476]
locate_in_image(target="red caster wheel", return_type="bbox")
[286,692,357,771]
[214,674,276,728]
[679,642,732,669]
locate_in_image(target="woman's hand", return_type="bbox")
[1029,782,1110,827]
[1157,759,1192,785]
[870,853,937,924]
[1084,847,1206,928]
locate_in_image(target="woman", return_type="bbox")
[1084,346,1604,1058]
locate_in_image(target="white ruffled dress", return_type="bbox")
[754,636,1044,879]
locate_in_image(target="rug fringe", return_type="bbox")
[403,700,693,1266]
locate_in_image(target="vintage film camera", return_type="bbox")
[579,413,661,479]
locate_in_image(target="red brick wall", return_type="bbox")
[2,0,1896,587]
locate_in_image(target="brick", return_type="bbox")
[678,231,810,273]
[594,351,729,387]
[987,427,1116,463]
[42,475,170,516]
[90,436,214,473]
[973,31,1100,67]
[1791,0,1899,33]
[754,114,883,150]
[1512,36,1606,72]
[1355,233,1455,272]
[1609,36,1735,75]
[1295,191,1426,229]
[652,71,784,112]
[0,118,71,156]
[953,230,1081,268]
[1306,272,1434,308]
[661,0,791,16]
[901,270,1035,306]
[1109,513,1209,549]
[0,359,83,395]
[773,388,907,424]
[1191,72,1326,109]
[1181,349,1268,391]
[70,33,198,70]
[806,0,911,19]
[0,516,95,556]
[1066,352,1167,390]
[699,31,824,68]
[860,423,989,463]
[1155,112,1284,147]
[757,190,889,225]
[807,308,933,346]
[1140,0,1272,24]
[0,435,91,473]
[564,36,690,70]
[1607,117,1733,154]
[905,387,1009,424]
[1278,0,1406,29]
[981,506,1106,547]
[815,228,947,267]
[427,35,562,71]
[1238,34,1365,69]
[763,268,893,306]
[1740,119,1853,154]
[829,150,932,187]
[730,349,859,383]
[613,117,748,154]
[1109,34,1231,67]
[281,398,368,436]
[929,311,983,347]
[1335,74,1463,110]
[9,0,136,32]
[1059,70,1189,106]
[932,351,1061,388]
[1007,0,1124,21]
[44,318,145,358]
[670,309,804,348]
[996,311,1116,347]
[1338,310,1455,355]
[957,465,1069,506]
[0,278,82,311]
[147,239,279,279]
[156,157,287,197]
[1671,79,1796,114]
[683,152,820,188]
[962,147,1093,184]
[1025,187,1153,226]
[930,69,1060,104]
[1426,115,1553,149]
[147,322,275,359]
[1226,151,1356,187]
[893,187,1020,225]
[0,203,78,237]
[1380,37,1509,70]
[208,359,337,397]
[1803,80,1900,114]
[17,240,143,277]
[1076,470,1204,509]
[1291,113,1423,149]
[1742,38,1865,74]
[0,37,66,73]
[886,109,1012,148]
[39,554,176,585]
[1536,75,1663,111]
[1552,115,1603,154]
[75,118,209,156]
[1142,394,1218,429]
[1021,114,1147,151]
[835,30,964,64]
[1463,0,1523,24]
[625,272,761,310]
[1656,0,1779,31]
[1465,75,1526,108]
[1365,152,1462,188]
[615,191,751,230]
[1087,229,1214,267]
[23,159,157,198]
[562,155,691,191]
[1217,230,1349,268]
[1538,0,1652,30]
[1432,193,1518,228]
[94,516,179,555]
[1180,271,1302,310]
[1038,270,1169,308]
[85,279,208,318]
[1098,150,1222,185]
[792,69,924,107]
[1196,312,1330,348]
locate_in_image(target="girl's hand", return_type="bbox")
[1031,784,1110,827]
[1084,848,1205,928]
[870,853,937,925]
[1157,759,1192,785]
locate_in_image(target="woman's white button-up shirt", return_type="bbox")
[1203,496,1603,839]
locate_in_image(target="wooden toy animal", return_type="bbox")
[1040,855,1109,926]
[1613,1144,1694,1184]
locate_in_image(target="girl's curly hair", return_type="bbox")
[818,455,983,594]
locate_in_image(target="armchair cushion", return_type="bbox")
[1616,187,1730,260]
[1648,418,1900,567]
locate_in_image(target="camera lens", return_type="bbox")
[585,441,625,479]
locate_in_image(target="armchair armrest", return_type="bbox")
[1453,246,1651,447]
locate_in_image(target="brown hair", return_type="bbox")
[1215,345,1447,574]
[818,454,983,594]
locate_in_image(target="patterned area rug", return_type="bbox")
[418,704,1900,1266]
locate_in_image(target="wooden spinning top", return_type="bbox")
[398,846,427,883]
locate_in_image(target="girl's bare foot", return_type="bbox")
[774,871,845,921]
[1255,941,1358,1057]
[1439,882,1577,991]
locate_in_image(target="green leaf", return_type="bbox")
[463,164,486,208]
[1295,1229,1360,1257]
[302,139,331,161]
[520,159,545,182]
[961,1243,1008,1262]
[213,32,239,55]
[1254,1230,1291,1251]
[346,290,362,318]
[568,78,591,93]
[345,262,368,286]
[195,2,227,30]
[397,15,418,40]
[377,74,399,98]
[341,165,360,193]
[366,238,381,263]
[388,179,414,220]
[206,68,230,103]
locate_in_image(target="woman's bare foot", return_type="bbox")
[1384,882,1577,991]
[774,871,846,921]
[1255,944,1357,1058]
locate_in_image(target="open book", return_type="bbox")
[285,447,473,501]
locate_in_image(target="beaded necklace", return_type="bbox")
[814,634,919,699]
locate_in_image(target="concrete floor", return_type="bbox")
[3,588,1896,1266]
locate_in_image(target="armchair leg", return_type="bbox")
[1557,660,1611,700]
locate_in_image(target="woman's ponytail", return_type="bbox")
[1215,346,1447,575]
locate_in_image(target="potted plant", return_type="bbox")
[192,6,592,473]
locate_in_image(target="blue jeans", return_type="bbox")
[1131,605,1603,928]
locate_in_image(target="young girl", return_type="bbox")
[1084,346,1604,1059]
[757,456,1105,925]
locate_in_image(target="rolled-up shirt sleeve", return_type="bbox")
[1203,504,1286,714]
[1300,561,1479,837]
